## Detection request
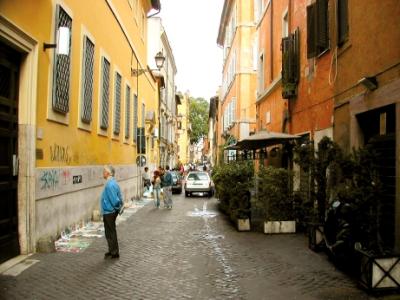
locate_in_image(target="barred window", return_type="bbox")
[81,36,94,123]
[125,85,131,139]
[113,72,122,135]
[133,94,138,143]
[52,5,72,114]
[100,57,110,130]
[141,103,145,127]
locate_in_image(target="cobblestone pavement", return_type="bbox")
[0,194,398,300]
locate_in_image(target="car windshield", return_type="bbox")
[187,172,209,181]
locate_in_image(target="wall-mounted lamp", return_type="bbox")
[43,26,70,55]
[132,51,165,76]
[358,76,378,91]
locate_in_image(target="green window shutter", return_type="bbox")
[281,37,291,85]
[293,28,300,83]
[316,0,329,52]
[337,0,349,46]
[307,4,317,58]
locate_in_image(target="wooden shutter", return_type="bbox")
[307,4,317,58]
[293,28,300,83]
[337,0,349,46]
[316,0,329,51]
[282,37,291,85]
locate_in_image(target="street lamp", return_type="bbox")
[131,51,165,76]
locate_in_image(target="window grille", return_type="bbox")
[133,94,138,142]
[113,72,121,135]
[125,86,131,139]
[100,57,110,129]
[52,5,72,114]
[81,36,94,123]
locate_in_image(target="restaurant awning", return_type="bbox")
[235,131,301,150]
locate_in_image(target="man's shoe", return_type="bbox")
[104,252,112,259]
[111,253,120,259]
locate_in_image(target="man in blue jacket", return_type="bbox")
[101,165,123,259]
[162,165,173,209]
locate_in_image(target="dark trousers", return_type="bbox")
[103,212,119,255]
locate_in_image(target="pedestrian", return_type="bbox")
[162,165,173,209]
[101,165,123,259]
[152,170,162,208]
[142,166,151,192]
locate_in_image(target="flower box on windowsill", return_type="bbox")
[264,221,296,234]
[237,218,250,231]
[356,247,400,293]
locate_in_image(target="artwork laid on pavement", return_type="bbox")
[55,198,151,253]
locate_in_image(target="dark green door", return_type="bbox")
[0,40,20,264]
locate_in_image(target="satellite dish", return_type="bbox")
[136,155,146,167]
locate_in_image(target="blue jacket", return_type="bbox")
[162,171,173,187]
[101,177,123,215]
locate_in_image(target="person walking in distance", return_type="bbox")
[142,166,151,192]
[152,170,162,208]
[101,165,123,259]
[162,165,173,209]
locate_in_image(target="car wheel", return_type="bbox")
[185,191,190,197]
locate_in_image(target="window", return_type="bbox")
[81,36,94,124]
[100,57,110,130]
[125,85,131,139]
[282,28,300,99]
[52,5,72,114]
[266,111,271,124]
[337,0,349,46]
[307,0,329,58]
[113,72,122,135]
[254,0,264,23]
[141,102,145,128]
[282,10,289,38]
[258,53,264,94]
[231,98,236,125]
[133,93,138,142]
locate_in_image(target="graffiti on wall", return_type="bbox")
[40,169,60,190]
[61,169,71,185]
[50,144,72,164]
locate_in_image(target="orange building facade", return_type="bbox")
[256,0,334,143]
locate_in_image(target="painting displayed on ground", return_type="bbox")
[55,198,151,253]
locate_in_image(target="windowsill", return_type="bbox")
[256,74,282,103]
[337,41,352,57]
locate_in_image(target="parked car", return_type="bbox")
[184,171,213,197]
[171,171,182,194]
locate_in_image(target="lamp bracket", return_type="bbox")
[43,43,57,51]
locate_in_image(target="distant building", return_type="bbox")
[177,92,191,164]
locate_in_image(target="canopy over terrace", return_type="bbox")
[225,131,301,151]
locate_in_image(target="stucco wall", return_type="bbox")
[35,164,140,241]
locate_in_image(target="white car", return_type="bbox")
[184,171,213,197]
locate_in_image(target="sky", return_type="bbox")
[158,0,224,101]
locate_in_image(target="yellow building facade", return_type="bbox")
[217,0,257,161]
[177,93,191,165]
[0,0,161,262]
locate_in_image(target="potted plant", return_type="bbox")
[321,144,400,293]
[213,161,254,231]
[257,166,295,234]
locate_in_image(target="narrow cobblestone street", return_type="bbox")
[0,193,396,300]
